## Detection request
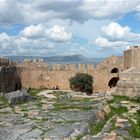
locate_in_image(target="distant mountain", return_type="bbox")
[44,54,86,62]
[6,54,104,65]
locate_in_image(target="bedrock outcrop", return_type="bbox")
[0,90,110,140]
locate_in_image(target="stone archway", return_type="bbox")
[111,68,119,73]
[108,77,119,88]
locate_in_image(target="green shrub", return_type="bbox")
[69,73,93,94]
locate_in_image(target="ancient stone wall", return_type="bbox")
[18,56,123,92]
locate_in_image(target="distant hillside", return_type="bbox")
[44,54,85,62]
[6,54,104,65]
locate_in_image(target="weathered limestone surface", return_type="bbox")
[0,90,111,140]
[115,80,140,97]
[114,46,140,97]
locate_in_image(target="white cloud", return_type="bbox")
[0,32,16,55]
[20,24,72,42]
[0,33,11,50]
[95,37,129,48]
[20,24,46,38]
[46,25,72,42]
[101,22,131,41]
[0,32,10,41]
[95,37,109,47]
[95,22,140,48]
[0,24,72,55]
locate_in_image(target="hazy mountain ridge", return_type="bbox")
[6,54,104,65]
[44,54,86,62]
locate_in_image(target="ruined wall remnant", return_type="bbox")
[0,58,16,66]
[115,69,140,97]
[114,46,140,96]
[0,58,21,93]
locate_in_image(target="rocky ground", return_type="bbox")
[0,89,140,140]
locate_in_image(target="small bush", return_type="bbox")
[69,73,93,94]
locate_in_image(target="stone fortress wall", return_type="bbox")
[17,56,123,92]
[0,55,124,93]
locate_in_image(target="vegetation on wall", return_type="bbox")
[69,73,93,94]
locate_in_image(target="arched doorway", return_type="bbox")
[111,68,119,73]
[108,77,119,88]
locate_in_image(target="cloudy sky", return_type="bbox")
[0,0,140,57]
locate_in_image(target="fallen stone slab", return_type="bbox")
[43,122,89,140]
[4,90,35,105]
